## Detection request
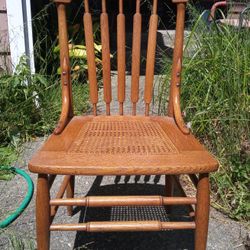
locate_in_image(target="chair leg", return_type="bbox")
[165,175,174,213]
[66,175,75,216]
[36,174,50,250]
[195,173,210,250]
[165,175,174,196]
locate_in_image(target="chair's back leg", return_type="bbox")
[195,173,210,250]
[36,174,50,250]
[66,175,75,216]
[165,175,174,197]
[165,175,174,213]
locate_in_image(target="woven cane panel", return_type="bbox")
[69,120,178,155]
[110,206,169,222]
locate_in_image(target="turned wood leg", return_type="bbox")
[195,173,210,250]
[36,174,50,250]
[165,175,174,196]
[165,175,174,213]
[66,175,75,216]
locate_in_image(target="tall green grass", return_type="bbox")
[159,12,250,220]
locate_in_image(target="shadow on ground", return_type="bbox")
[72,176,194,250]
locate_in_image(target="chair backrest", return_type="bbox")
[54,0,189,134]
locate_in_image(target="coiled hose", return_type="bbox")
[0,166,34,228]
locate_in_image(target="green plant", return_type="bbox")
[159,9,250,220]
[0,148,17,180]
[0,54,90,144]
[53,42,103,80]
[0,56,46,144]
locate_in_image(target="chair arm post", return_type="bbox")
[53,1,74,135]
[168,2,189,134]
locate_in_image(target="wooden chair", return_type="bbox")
[28,0,219,249]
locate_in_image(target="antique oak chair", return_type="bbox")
[28,0,219,249]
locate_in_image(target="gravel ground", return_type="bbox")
[0,72,249,250]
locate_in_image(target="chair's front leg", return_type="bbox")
[66,175,75,216]
[195,173,210,250]
[36,174,50,250]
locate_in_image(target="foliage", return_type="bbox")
[0,56,89,147]
[0,57,46,144]
[54,43,103,80]
[159,11,250,220]
[0,148,17,180]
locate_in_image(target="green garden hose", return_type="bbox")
[0,166,34,228]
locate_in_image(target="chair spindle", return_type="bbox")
[144,0,158,116]
[131,0,142,115]
[84,0,98,115]
[101,0,112,115]
[117,0,126,115]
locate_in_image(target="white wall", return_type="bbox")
[6,0,35,73]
